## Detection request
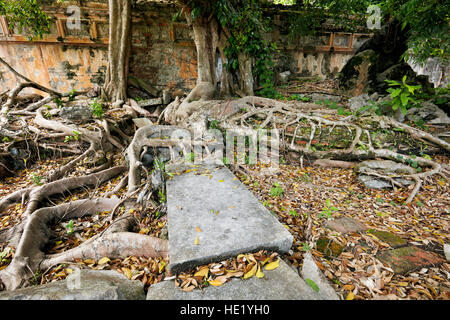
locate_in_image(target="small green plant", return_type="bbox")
[0,247,10,263]
[385,76,422,115]
[54,97,64,108]
[64,130,81,143]
[358,100,383,116]
[30,173,44,186]
[270,182,284,197]
[185,152,195,163]
[90,98,104,118]
[65,220,74,235]
[301,242,311,252]
[318,198,338,219]
[209,120,220,130]
[289,209,298,217]
[68,89,77,102]
[158,189,166,204]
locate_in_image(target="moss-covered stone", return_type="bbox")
[377,246,444,274]
[367,229,407,248]
[316,237,344,258]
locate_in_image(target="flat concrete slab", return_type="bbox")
[166,165,293,273]
[147,259,320,300]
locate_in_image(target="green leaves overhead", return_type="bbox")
[0,0,51,40]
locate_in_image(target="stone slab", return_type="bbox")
[377,246,445,274]
[301,252,340,300]
[166,165,293,273]
[325,217,367,234]
[0,270,145,300]
[147,259,320,300]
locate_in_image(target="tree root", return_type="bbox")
[168,96,449,204]
[0,198,168,290]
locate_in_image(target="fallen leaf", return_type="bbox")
[264,259,280,271]
[98,257,111,265]
[194,236,200,245]
[122,267,132,279]
[194,267,209,278]
[305,278,320,292]
[209,279,225,287]
[346,291,355,300]
[256,265,264,278]
[196,227,203,232]
[243,264,257,279]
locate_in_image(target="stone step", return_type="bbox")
[146,259,320,300]
[166,165,293,273]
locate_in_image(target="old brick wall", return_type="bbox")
[0,0,370,97]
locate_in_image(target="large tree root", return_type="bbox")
[0,198,168,290]
[166,96,449,203]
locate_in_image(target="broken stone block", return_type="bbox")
[376,246,445,274]
[60,105,93,123]
[0,270,145,300]
[325,217,367,234]
[301,252,340,300]
[367,229,407,248]
[316,237,344,258]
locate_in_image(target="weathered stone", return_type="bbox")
[406,101,450,125]
[325,217,367,234]
[301,252,340,300]
[367,229,407,248]
[355,160,416,175]
[60,105,93,122]
[348,93,370,111]
[277,70,292,83]
[0,269,145,300]
[316,237,344,258]
[147,259,320,300]
[355,160,416,189]
[357,175,392,189]
[166,165,293,273]
[376,246,445,274]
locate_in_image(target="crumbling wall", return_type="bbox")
[0,0,371,97]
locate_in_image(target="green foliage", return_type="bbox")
[90,99,104,118]
[68,89,77,102]
[305,278,320,292]
[386,76,422,115]
[209,119,220,130]
[64,130,81,143]
[283,0,448,64]
[0,0,51,40]
[301,242,311,252]
[318,198,338,219]
[270,182,284,197]
[288,209,298,217]
[30,173,43,186]
[65,220,74,235]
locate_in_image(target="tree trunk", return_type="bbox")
[103,0,131,102]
